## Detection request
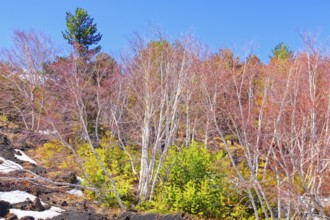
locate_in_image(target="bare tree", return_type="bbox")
[0,31,54,131]
[43,54,126,210]
[202,37,330,219]
[119,35,195,201]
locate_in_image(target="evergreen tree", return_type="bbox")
[271,42,293,60]
[62,8,102,56]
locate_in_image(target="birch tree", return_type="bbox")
[0,31,54,131]
[121,36,194,201]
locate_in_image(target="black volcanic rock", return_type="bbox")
[61,201,68,207]
[19,216,35,220]
[33,197,45,211]
[0,133,17,161]
[0,200,11,217]
[5,213,18,220]
[116,212,185,220]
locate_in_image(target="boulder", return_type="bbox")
[0,134,17,161]
[0,200,11,217]
[11,200,33,210]
[33,197,45,211]
[19,217,34,220]
[117,212,185,220]
[5,213,18,220]
[0,134,9,145]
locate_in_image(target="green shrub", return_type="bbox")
[152,142,244,218]
[37,139,70,168]
[78,132,138,208]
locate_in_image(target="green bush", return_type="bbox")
[78,132,138,208]
[37,139,70,168]
[152,142,244,218]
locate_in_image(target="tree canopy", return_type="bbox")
[62,8,102,56]
[2,29,330,220]
[271,42,293,60]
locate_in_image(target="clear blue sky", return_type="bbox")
[1,1,329,63]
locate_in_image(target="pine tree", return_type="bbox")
[62,8,102,56]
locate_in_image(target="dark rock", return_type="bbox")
[61,201,68,207]
[63,173,77,184]
[11,201,32,210]
[19,216,34,220]
[52,211,108,220]
[15,150,22,156]
[11,198,42,212]
[0,179,55,195]
[0,200,11,217]
[57,172,77,184]
[25,198,32,204]
[33,197,45,211]
[0,134,9,145]
[140,213,158,220]
[33,190,41,197]
[5,213,18,220]
[20,145,34,150]
[24,204,34,211]
[117,212,185,220]
[0,134,17,162]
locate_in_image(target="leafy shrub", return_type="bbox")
[37,139,71,168]
[152,142,247,218]
[78,131,138,207]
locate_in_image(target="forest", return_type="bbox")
[0,8,330,220]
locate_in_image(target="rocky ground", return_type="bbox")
[0,124,188,220]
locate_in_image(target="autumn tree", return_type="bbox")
[0,31,54,131]
[200,38,330,219]
[115,36,197,202]
[2,26,330,219]
[43,54,126,209]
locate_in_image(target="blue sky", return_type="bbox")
[1,1,329,63]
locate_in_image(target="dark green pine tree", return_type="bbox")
[62,8,102,57]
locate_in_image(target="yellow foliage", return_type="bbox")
[36,139,71,168]
[0,115,8,126]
